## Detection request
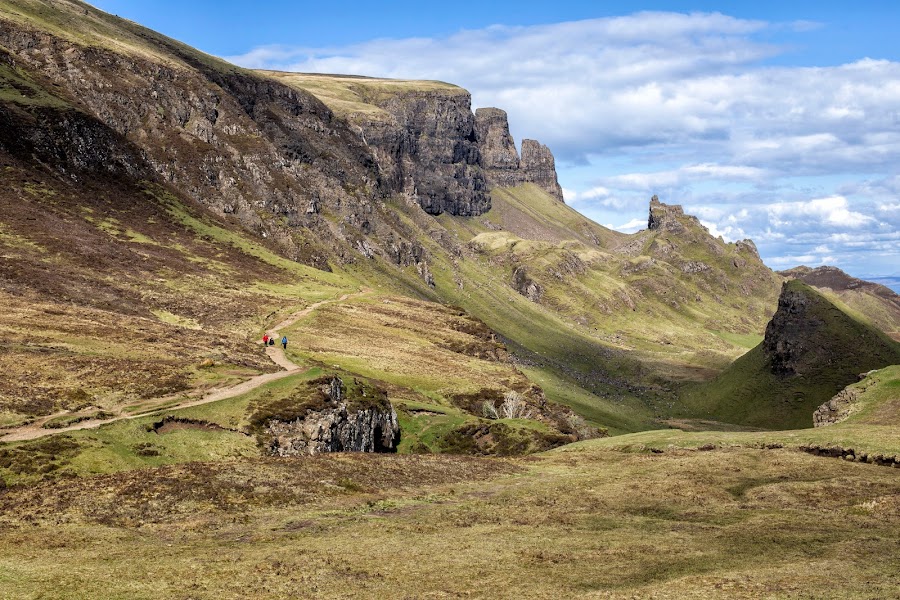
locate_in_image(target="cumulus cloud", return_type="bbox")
[766,196,874,228]
[606,218,647,233]
[227,12,900,277]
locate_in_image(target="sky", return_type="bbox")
[90,1,900,282]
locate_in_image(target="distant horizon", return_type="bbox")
[91,1,900,281]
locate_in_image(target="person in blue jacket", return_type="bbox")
[281,335,288,350]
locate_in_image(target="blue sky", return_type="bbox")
[91,1,900,281]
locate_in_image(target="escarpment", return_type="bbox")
[268,73,492,217]
[0,11,386,268]
[474,107,565,201]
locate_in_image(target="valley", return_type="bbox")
[0,0,898,597]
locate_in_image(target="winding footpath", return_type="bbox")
[0,289,368,443]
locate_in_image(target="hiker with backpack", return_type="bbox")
[281,335,288,350]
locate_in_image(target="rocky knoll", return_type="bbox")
[474,107,564,201]
[678,280,900,429]
[763,281,900,378]
[264,376,400,455]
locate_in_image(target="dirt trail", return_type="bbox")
[0,289,369,443]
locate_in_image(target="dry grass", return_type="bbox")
[0,446,896,598]
[263,71,465,120]
[284,294,525,398]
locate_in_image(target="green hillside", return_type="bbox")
[677,281,900,429]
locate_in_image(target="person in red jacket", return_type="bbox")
[262,333,269,346]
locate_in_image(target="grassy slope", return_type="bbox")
[0,441,897,598]
[837,364,900,427]
[678,282,900,430]
[0,0,244,74]
[262,71,466,120]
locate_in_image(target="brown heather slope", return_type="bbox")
[0,445,898,598]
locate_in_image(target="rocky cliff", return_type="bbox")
[474,107,564,201]
[0,6,389,269]
[263,376,400,455]
[266,73,491,217]
[520,139,564,201]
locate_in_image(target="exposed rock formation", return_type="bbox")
[813,386,861,427]
[474,107,521,186]
[520,139,564,202]
[375,90,489,216]
[763,283,817,376]
[648,195,705,233]
[267,403,399,455]
[513,266,543,302]
[265,376,400,455]
[474,108,565,202]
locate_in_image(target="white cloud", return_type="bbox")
[227,12,900,278]
[561,187,578,202]
[766,196,873,228]
[601,163,767,192]
[609,218,647,233]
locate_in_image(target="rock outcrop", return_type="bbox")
[474,107,521,187]
[267,402,399,455]
[520,139,564,201]
[512,266,543,302]
[813,386,861,427]
[647,195,705,233]
[265,376,400,455]
[474,108,565,202]
[763,283,818,376]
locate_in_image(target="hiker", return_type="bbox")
[262,333,269,346]
[281,335,288,350]
[269,337,275,346]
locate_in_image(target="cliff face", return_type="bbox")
[520,139,564,201]
[375,90,489,216]
[763,283,819,376]
[261,376,400,455]
[474,107,521,186]
[267,403,400,455]
[0,9,392,269]
[473,107,565,202]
